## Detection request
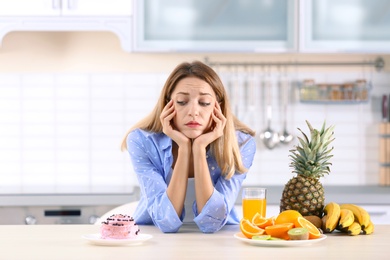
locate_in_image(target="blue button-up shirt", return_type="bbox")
[126,129,256,233]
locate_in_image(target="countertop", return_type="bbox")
[0,224,389,259]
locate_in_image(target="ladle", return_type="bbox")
[259,74,279,149]
[279,70,294,144]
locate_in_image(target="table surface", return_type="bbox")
[1,224,389,260]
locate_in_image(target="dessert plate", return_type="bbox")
[234,233,327,247]
[82,233,153,246]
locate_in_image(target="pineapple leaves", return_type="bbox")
[289,121,335,179]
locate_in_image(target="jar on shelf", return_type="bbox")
[300,79,317,101]
[343,83,354,100]
[355,79,368,101]
[330,84,342,101]
[318,84,329,101]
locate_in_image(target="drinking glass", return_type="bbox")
[242,187,267,220]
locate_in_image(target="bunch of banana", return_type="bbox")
[321,202,374,236]
[323,202,340,233]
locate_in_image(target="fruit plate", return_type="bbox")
[234,233,327,247]
[82,233,153,246]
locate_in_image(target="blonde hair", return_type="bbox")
[121,61,255,179]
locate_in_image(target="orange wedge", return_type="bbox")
[294,216,321,239]
[252,213,275,229]
[265,223,294,240]
[240,218,265,239]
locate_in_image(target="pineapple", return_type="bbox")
[280,120,335,217]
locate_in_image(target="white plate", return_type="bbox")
[82,233,153,246]
[234,233,327,247]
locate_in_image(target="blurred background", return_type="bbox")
[0,0,389,224]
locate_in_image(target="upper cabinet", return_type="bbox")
[0,0,389,53]
[0,0,133,51]
[0,0,61,16]
[300,0,390,53]
[0,0,132,16]
[133,0,298,52]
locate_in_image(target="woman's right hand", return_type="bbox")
[160,100,190,148]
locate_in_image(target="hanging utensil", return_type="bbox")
[279,66,294,144]
[227,66,238,118]
[259,69,279,149]
[382,94,388,122]
[242,66,255,126]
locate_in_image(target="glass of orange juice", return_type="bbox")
[242,187,267,221]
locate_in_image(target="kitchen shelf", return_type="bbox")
[298,78,371,104]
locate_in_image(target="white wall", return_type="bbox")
[0,32,389,194]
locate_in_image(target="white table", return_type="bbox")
[0,224,389,259]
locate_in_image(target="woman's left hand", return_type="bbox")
[193,102,226,150]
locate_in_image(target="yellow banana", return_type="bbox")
[323,202,341,233]
[362,220,374,235]
[338,208,355,229]
[340,204,370,229]
[347,221,362,236]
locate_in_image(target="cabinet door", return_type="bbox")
[0,0,60,16]
[134,0,297,52]
[62,0,132,16]
[300,0,390,53]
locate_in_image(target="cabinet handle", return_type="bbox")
[52,0,61,9]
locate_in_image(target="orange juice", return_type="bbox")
[242,198,267,220]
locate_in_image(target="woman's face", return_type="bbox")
[170,77,217,139]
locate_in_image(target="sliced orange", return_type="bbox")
[252,213,275,229]
[240,218,265,239]
[265,223,294,240]
[294,216,321,239]
[275,210,302,226]
[251,213,267,226]
[264,216,276,227]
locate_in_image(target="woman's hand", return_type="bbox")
[193,102,226,151]
[160,100,190,148]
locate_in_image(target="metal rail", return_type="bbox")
[205,57,385,72]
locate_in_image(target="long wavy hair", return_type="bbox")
[121,61,255,179]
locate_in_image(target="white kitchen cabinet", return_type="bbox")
[0,0,132,16]
[0,0,133,52]
[133,0,298,52]
[300,0,390,53]
[62,0,132,16]
[0,0,60,16]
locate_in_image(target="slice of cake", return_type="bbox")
[100,214,140,239]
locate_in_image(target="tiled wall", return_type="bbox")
[0,70,388,194]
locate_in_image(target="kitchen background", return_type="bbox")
[0,1,390,223]
[0,31,389,194]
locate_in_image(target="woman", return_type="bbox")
[121,61,256,233]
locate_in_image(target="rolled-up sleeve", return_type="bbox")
[193,135,256,233]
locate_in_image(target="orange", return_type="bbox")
[275,210,302,226]
[294,216,321,239]
[240,218,265,239]
[252,213,275,229]
[265,223,294,240]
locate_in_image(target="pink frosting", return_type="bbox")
[100,214,139,239]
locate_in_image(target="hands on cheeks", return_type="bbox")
[160,100,190,147]
[193,101,226,150]
[160,100,226,150]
